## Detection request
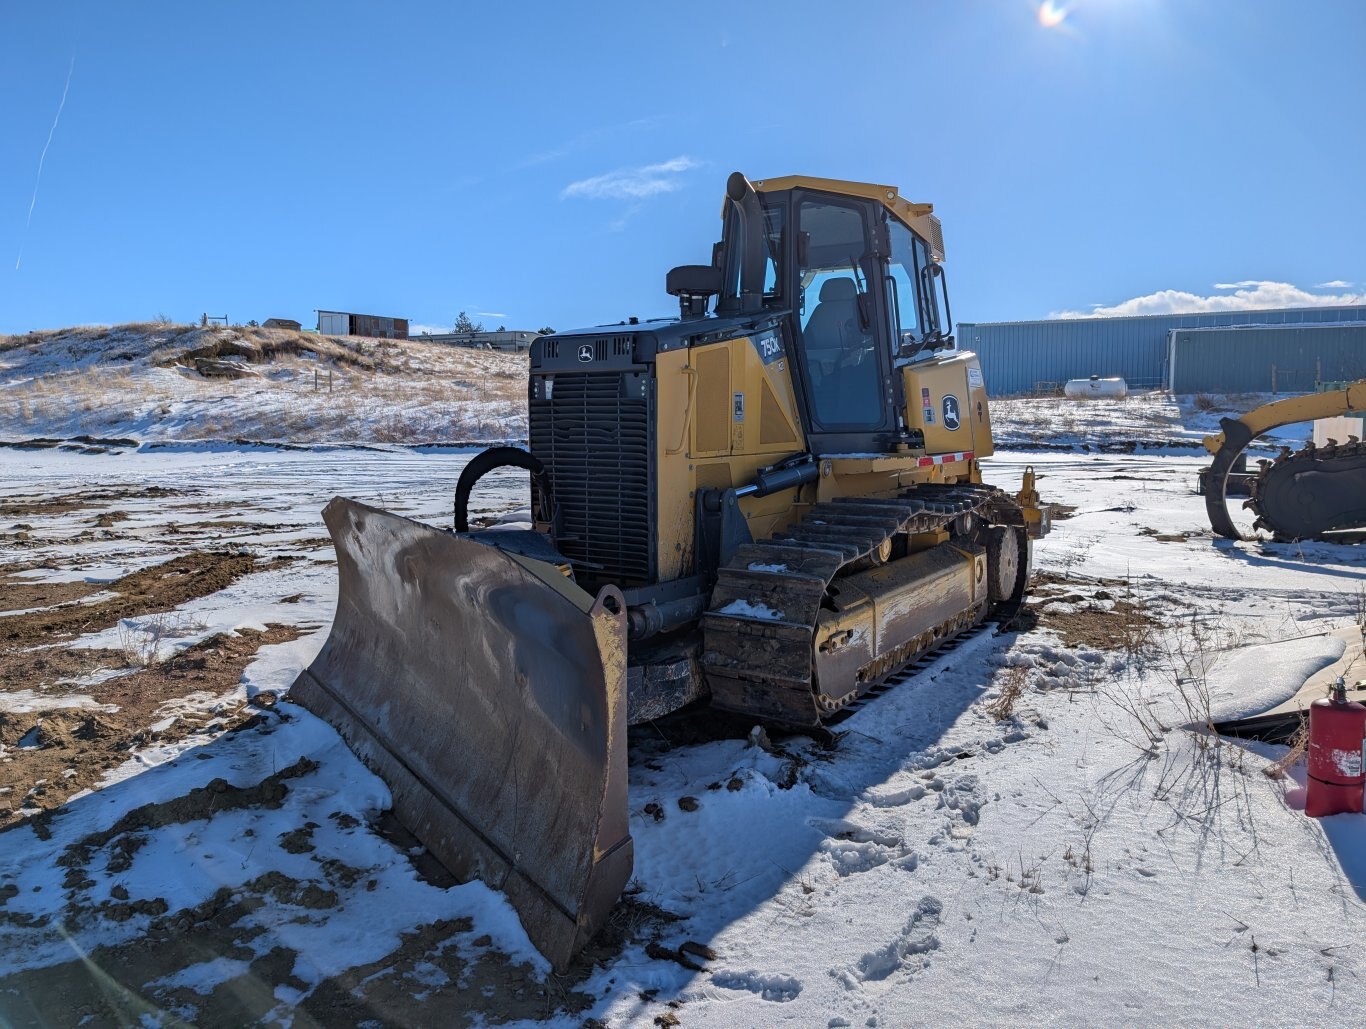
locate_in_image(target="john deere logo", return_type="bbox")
[577,343,594,362]
[942,394,961,430]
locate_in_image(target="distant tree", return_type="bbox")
[497,324,506,332]
[537,326,555,335]
[247,319,260,328]
[454,311,484,334]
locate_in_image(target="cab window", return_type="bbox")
[795,198,883,429]
[886,220,942,356]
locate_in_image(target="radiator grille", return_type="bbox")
[530,371,653,585]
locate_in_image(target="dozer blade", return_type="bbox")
[291,498,631,973]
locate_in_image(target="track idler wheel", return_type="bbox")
[986,525,1022,603]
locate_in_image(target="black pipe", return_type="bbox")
[726,171,768,315]
[454,446,551,533]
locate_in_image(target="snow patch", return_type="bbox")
[717,599,785,621]
[0,690,118,714]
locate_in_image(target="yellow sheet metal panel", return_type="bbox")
[759,380,800,446]
[728,330,803,456]
[814,461,908,502]
[902,351,993,458]
[812,543,983,705]
[655,348,696,582]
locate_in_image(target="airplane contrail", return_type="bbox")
[16,57,75,272]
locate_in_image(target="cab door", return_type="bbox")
[787,192,898,454]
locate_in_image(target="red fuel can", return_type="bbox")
[1305,678,1366,818]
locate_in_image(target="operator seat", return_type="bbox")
[803,277,862,356]
[801,276,879,424]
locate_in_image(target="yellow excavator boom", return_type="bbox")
[1203,379,1366,540]
[1202,380,1366,456]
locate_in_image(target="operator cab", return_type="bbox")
[702,173,956,455]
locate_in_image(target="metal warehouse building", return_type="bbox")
[957,305,1366,396]
[1169,324,1366,393]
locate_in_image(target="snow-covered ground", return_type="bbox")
[3,439,1365,1024]
[990,389,1314,451]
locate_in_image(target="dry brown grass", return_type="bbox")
[2,324,531,443]
[1264,714,1309,779]
[987,665,1028,721]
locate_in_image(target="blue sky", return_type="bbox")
[2,0,1364,335]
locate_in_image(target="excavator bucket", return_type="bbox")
[291,498,632,973]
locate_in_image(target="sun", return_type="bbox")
[1037,1,1069,28]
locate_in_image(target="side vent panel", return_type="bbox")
[692,347,731,455]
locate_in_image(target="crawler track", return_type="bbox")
[701,484,1025,726]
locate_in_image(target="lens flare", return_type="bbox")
[1037,1,1068,28]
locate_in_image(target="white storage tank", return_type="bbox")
[1064,375,1128,399]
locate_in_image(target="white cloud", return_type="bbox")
[409,323,450,336]
[1050,280,1366,319]
[561,156,700,201]
[476,311,506,319]
[1317,279,1354,289]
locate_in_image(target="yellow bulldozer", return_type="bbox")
[292,172,1050,970]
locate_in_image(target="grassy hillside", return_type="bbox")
[0,323,527,444]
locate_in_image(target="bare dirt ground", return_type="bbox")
[0,528,300,828]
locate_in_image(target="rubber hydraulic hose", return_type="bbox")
[454,446,549,533]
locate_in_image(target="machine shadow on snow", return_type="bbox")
[1209,538,1366,582]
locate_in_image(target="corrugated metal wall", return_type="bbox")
[317,312,410,339]
[317,311,349,335]
[1169,325,1366,393]
[957,305,1366,396]
[352,314,404,339]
